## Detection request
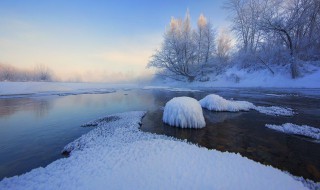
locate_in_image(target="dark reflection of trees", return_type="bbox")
[0,98,53,118]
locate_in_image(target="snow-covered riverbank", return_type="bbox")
[0,111,316,190]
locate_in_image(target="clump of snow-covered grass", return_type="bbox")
[0,111,309,190]
[265,123,320,140]
[199,94,294,116]
[163,97,206,128]
[199,94,254,112]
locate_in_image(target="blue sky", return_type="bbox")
[0,0,230,82]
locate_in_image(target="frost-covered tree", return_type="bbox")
[34,64,53,81]
[225,0,320,78]
[195,14,215,64]
[216,28,233,63]
[225,0,264,53]
[0,63,55,81]
[148,11,216,81]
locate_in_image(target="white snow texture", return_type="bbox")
[163,97,206,128]
[0,111,307,190]
[199,94,254,112]
[255,106,294,116]
[266,123,320,140]
[199,94,294,116]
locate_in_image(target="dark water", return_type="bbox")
[0,88,319,182]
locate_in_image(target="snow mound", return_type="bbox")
[199,94,254,112]
[254,106,294,116]
[163,97,206,128]
[199,94,294,116]
[0,111,308,190]
[265,123,320,140]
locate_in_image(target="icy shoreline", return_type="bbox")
[0,111,313,190]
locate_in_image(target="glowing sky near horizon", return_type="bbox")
[0,0,229,82]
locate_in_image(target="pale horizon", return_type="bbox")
[0,0,229,82]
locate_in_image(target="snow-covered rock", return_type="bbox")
[265,123,320,140]
[199,94,295,116]
[199,94,254,112]
[0,111,310,190]
[163,97,206,128]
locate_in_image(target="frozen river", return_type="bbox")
[0,87,319,182]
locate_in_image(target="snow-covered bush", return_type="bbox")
[199,94,254,112]
[163,97,206,128]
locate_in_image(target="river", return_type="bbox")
[0,88,319,181]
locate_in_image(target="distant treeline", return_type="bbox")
[0,63,54,82]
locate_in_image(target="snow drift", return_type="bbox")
[266,123,320,140]
[199,94,294,116]
[199,94,254,112]
[0,111,309,190]
[163,97,206,128]
[255,106,294,116]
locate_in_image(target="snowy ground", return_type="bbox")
[0,111,314,190]
[151,67,320,88]
[0,82,138,97]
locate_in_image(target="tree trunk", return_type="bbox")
[290,57,299,79]
[188,76,195,82]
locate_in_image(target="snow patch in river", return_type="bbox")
[265,123,320,140]
[199,94,294,116]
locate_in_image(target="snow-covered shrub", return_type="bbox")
[163,97,206,128]
[199,94,254,111]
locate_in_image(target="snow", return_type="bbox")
[0,82,138,97]
[199,94,294,116]
[150,67,320,88]
[143,86,200,92]
[199,94,254,112]
[163,97,206,128]
[0,111,308,190]
[265,123,320,140]
[255,106,294,116]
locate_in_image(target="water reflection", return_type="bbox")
[141,89,320,182]
[0,98,52,118]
